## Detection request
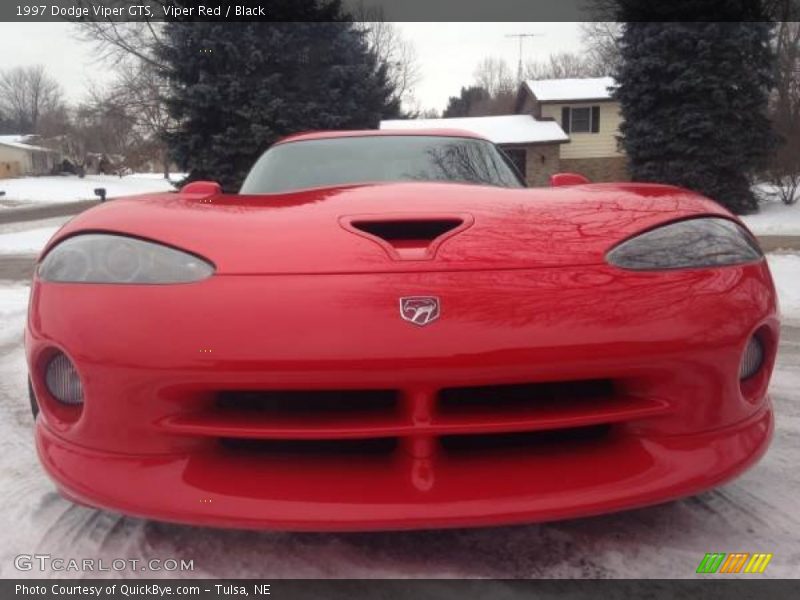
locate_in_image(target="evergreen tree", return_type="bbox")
[613,2,776,213]
[158,5,400,191]
[442,86,490,118]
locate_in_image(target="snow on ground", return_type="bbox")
[0,227,60,255]
[127,172,187,182]
[0,216,71,236]
[768,254,800,323]
[0,257,798,579]
[0,284,28,346]
[0,174,177,206]
[743,185,800,236]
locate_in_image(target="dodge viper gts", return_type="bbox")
[26,130,778,530]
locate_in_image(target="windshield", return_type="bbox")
[240,135,525,194]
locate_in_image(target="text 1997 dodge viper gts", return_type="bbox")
[26,130,778,530]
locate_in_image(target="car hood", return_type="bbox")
[46,181,732,275]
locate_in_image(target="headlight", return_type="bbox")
[606,218,762,271]
[39,234,214,283]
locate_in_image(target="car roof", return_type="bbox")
[275,129,488,145]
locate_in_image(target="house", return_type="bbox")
[516,77,627,182]
[0,135,61,178]
[379,115,569,186]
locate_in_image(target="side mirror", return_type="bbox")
[93,187,107,202]
[0,191,5,197]
[550,172,591,187]
[181,180,222,195]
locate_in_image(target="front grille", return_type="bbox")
[220,436,398,457]
[439,379,615,413]
[440,424,613,454]
[159,379,667,462]
[216,389,398,415]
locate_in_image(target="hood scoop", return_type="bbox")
[343,214,473,261]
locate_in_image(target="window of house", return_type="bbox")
[561,106,601,134]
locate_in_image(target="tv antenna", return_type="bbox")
[505,33,542,82]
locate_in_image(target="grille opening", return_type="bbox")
[352,219,462,242]
[438,379,615,413]
[216,390,398,415]
[219,437,398,456]
[440,425,612,453]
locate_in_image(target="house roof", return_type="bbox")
[0,135,31,145]
[0,134,57,153]
[524,77,617,103]
[379,115,568,145]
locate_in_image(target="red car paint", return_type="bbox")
[26,130,778,531]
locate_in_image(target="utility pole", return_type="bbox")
[505,33,541,82]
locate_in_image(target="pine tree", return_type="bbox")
[158,5,400,191]
[443,86,490,118]
[613,2,776,214]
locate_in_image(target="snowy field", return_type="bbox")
[741,184,800,236]
[0,174,179,207]
[0,226,61,255]
[0,255,798,579]
[0,217,71,255]
[769,254,800,321]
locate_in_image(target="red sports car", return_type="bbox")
[26,130,778,531]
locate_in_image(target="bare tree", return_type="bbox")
[439,57,516,117]
[772,19,800,128]
[73,1,168,70]
[524,51,608,80]
[767,8,800,204]
[580,22,622,76]
[473,57,515,96]
[0,65,64,133]
[418,107,441,119]
[352,7,421,110]
[100,62,175,177]
[36,103,72,138]
[64,91,140,171]
[468,90,517,117]
[72,2,176,176]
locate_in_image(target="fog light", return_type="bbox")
[45,353,84,405]
[739,336,764,380]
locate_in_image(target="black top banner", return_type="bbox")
[0,0,777,22]
[2,0,588,22]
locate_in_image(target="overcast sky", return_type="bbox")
[0,22,585,113]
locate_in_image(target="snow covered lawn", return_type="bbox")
[0,174,178,206]
[0,227,60,255]
[742,184,800,236]
[0,284,28,346]
[767,253,800,323]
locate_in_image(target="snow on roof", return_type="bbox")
[0,135,31,145]
[0,135,57,153]
[380,115,568,145]
[525,77,617,102]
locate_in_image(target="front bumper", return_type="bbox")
[27,263,779,530]
[37,403,772,530]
